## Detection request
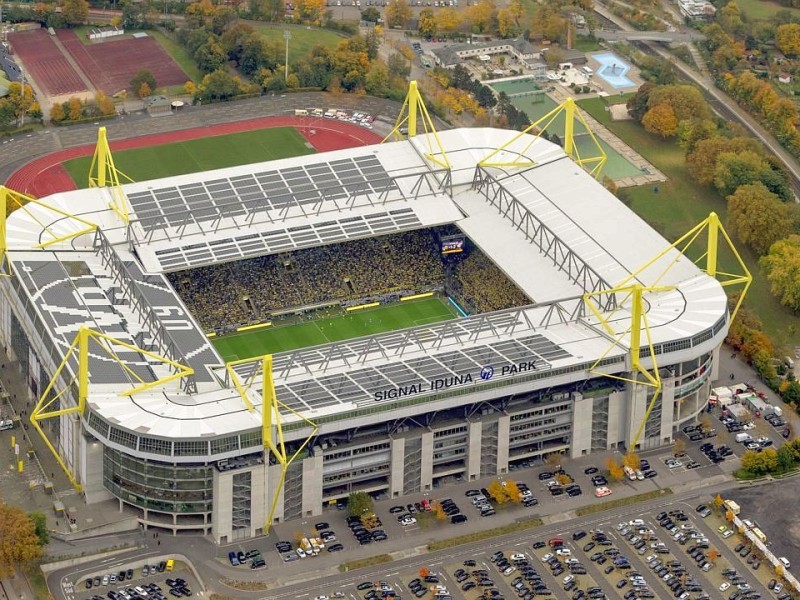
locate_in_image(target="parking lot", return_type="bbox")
[72,560,201,600]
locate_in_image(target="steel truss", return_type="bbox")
[472,167,617,312]
[93,229,197,394]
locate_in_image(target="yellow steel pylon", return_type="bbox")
[30,327,196,492]
[479,97,607,178]
[383,80,450,169]
[88,127,134,223]
[225,355,318,530]
[0,185,98,276]
[616,212,752,324]
[582,212,752,452]
[584,283,672,452]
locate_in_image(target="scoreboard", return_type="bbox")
[441,235,465,254]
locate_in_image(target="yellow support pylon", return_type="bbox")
[0,186,98,276]
[225,355,318,530]
[383,81,450,169]
[582,212,752,452]
[616,212,752,323]
[30,327,195,492]
[479,97,607,179]
[88,127,134,223]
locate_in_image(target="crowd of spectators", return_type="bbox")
[448,251,531,314]
[168,231,444,330]
[168,229,532,331]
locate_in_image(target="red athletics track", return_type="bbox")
[7,116,383,198]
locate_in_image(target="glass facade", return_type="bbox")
[103,446,213,514]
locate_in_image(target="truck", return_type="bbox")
[723,499,740,515]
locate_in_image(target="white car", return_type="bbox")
[555,548,571,557]
[775,583,784,593]
[510,553,527,561]
[722,529,734,538]
[779,556,791,569]
[541,553,553,562]
[314,596,329,600]
[400,517,417,526]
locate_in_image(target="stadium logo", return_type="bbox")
[480,365,494,381]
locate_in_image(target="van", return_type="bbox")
[623,466,637,481]
[0,419,14,431]
[165,559,174,572]
[735,432,753,443]
[548,537,564,548]
[294,109,309,116]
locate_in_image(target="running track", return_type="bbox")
[7,116,383,198]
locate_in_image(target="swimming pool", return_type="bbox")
[593,52,635,89]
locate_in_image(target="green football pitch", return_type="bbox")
[63,127,315,187]
[212,297,458,361]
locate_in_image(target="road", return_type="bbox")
[594,1,800,199]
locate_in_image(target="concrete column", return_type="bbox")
[250,463,268,537]
[626,382,649,451]
[496,415,510,475]
[267,463,285,524]
[390,437,405,497]
[420,431,433,491]
[570,392,592,458]
[211,469,233,544]
[467,421,481,481]
[301,453,323,518]
[607,389,624,448]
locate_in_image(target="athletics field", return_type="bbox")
[212,297,458,361]
[63,127,315,186]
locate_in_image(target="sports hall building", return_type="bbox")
[1,123,728,543]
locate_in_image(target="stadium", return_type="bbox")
[1,88,736,543]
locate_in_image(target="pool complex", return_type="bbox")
[593,52,635,89]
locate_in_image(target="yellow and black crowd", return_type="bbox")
[167,230,531,330]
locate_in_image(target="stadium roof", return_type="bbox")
[5,126,729,442]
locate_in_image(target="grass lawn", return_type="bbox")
[579,96,800,345]
[574,35,605,52]
[63,127,314,186]
[248,22,347,64]
[732,0,800,19]
[213,297,457,360]
[149,29,204,83]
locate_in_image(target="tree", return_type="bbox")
[467,0,495,33]
[642,103,678,138]
[741,448,778,475]
[62,0,89,26]
[776,23,800,56]
[418,8,436,37]
[419,566,430,578]
[28,512,49,546]
[622,453,640,470]
[627,83,655,122]
[211,6,238,35]
[49,103,65,123]
[0,501,44,578]
[545,453,562,469]
[138,82,152,99]
[497,7,520,38]
[347,491,373,517]
[647,84,711,123]
[687,135,759,186]
[365,61,389,96]
[727,183,793,256]
[67,97,83,121]
[487,479,510,504]
[706,548,720,562]
[677,118,716,152]
[431,502,446,520]
[195,38,228,74]
[95,91,116,117]
[386,0,411,28]
[361,6,380,22]
[295,0,326,23]
[505,480,523,503]
[130,70,157,96]
[435,7,461,32]
[672,438,687,457]
[712,494,724,509]
[714,150,785,199]
[250,0,285,20]
[605,457,624,481]
[387,52,410,80]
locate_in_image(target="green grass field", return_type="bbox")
[250,23,347,65]
[64,127,314,187]
[212,297,458,360]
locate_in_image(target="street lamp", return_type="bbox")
[283,30,291,81]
